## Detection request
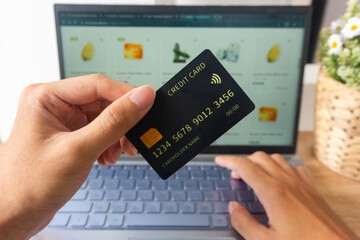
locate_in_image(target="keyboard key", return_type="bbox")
[184,180,198,190]
[221,169,231,179]
[138,190,154,201]
[206,170,220,179]
[49,213,70,227]
[115,169,129,179]
[166,175,175,180]
[205,191,220,201]
[155,190,170,201]
[212,166,222,171]
[230,179,247,190]
[128,202,144,213]
[89,190,104,201]
[237,191,254,202]
[168,180,182,190]
[110,202,126,213]
[93,201,110,213]
[172,191,186,201]
[69,214,88,227]
[248,202,265,214]
[188,165,200,170]
[136,180,150,189]
[59,201,92,213]
[200,180,214,190]
[239,201,249,210]
[253,214,268,226]
[163,202,178,213]
[215,180,230,190]
[106,214,124,228]
[180,202,195,213]
[152,180,166,190]
[100,169,114,179]
[121,190,137,201]
[72,190,88,200]
[88,168,99,179]
[89,179,104,189]
[125,214,210,228]
[120,179,135,189]
[220,191,236,201]
[178,166,188,172]
[198,202,213,213]
[145,169,158,179]
[105,179,119,189]
[131,170,145,179]
[145,202,161,213]
[188,191,203,201]
[111,165,123,170]
[176,171,189,179]
[212,215,228,228]
[105,190,120,200]
[81,180,88,189]
[88,214,106,227]
[123,165,135,170]
[201,166,213,170]
[191,170,205,179]
[136,165,148,170]
[214,202,228,213]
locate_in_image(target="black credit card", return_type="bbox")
[126,49,255,179]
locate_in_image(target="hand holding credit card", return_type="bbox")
[126,49,255,179]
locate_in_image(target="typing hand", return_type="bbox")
[215,152,359,240]
[0,75,155,239]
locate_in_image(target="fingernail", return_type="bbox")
[112,148,121,163]
[98,160,105,167]
[129,85,155,111]
[130,144,138,155]
[104,159,112,166]
[228,201,239,214]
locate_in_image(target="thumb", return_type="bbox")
[74,85,155,159]
[228,201,268,240]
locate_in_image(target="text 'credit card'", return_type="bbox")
[126,49,255,179]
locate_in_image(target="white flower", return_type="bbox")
[330,19,341,33]
[341,17,360,39]
[339,48,351,58]
[352,46,360,57]
[337,66,353,79]
[346,0,358,13]
[327,34,343,54]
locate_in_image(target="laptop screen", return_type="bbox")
[55,5,310,153]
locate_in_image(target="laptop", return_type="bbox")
[33,4,311,240]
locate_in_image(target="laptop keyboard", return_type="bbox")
[49,161,268,229]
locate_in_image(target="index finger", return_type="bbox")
[215,155,276,199]
[49,74,136,105]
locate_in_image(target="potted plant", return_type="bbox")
[315,0,360,180]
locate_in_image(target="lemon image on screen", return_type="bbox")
[267,44,280,62]
[82,42,94,61]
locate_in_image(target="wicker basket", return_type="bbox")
[314,69,360,180]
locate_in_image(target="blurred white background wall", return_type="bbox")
[0,0,154,141]
[0,0,348,141]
